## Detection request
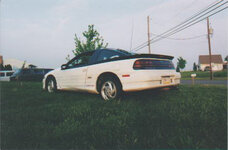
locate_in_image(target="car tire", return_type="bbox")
[46,77,57,93]
[100,77,122,101]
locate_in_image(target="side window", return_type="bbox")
[34,69,44,74]
[97,50,123,62]
[67,53,93,69]
[0,73,5,77]
[6,72,14,76]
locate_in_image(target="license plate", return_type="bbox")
[162,78,171,84]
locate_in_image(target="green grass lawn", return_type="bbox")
[1,82,227,149]
[181,70,227,80]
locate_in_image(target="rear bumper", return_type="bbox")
[122,79,180,92]
[120,70,181,92]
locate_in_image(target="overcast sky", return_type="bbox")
[1,0,227,70]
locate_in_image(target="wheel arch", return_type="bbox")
[96,72,122,93]
[45,74,56,90]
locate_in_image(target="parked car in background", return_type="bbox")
[43,48,181,100]
[10,68,53,81]
[0,71,14,81]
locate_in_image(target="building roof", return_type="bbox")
[199,55,223,64]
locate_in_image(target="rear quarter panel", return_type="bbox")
[85,58,180,92]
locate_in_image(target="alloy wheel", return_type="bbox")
[47,80,55,93]
[101,81,117,100]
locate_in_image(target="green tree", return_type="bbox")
[72,25,108,56]
[4,64,12,70]
[177,57,187,71]
[0,64,4,71]
[193,62,197,71]
[176,65,180,72]
[225,56,228,61]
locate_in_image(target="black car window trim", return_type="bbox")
[61,54,173,69]
[65,51,95,70]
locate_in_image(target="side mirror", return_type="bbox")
[61,64,67,70]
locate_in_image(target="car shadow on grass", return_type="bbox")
[123,87,174,101]
[51,87,178,102]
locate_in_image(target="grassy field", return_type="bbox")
[181,70,227,80]
[1,82,227,149]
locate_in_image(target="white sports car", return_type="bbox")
[43,48,181,100]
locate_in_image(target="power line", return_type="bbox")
[151,1,225,41]
[150,33,207,40]
[135,6,227,51]
[132,0,225,51]
[133,0,223,51]
[149,6,227,44]
[149,2,227,43]
[133,2,227,52]
[148,0,199,17]
[134,6,228,51]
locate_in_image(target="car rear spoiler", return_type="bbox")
[130,54,174,60]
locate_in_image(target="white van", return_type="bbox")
[0,71,15,81]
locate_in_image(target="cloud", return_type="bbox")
[49,0,88,18]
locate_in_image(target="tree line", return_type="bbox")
[0,64,12,71]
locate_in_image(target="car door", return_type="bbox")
[57,52,93,90]
[33,69,45,81]
[21,69,33,81]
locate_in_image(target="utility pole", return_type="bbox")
[147,16,151,54]
[207,17,213,80]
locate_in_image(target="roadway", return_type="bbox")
[181,79,227,85]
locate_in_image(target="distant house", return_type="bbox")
[198,55,223,71]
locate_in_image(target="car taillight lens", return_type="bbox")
[133,59,175,70]
[133,60,153,69]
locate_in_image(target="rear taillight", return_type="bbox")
[133,59,175,70]
[133,60,153,69]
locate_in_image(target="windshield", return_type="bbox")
[12,69,21,76]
